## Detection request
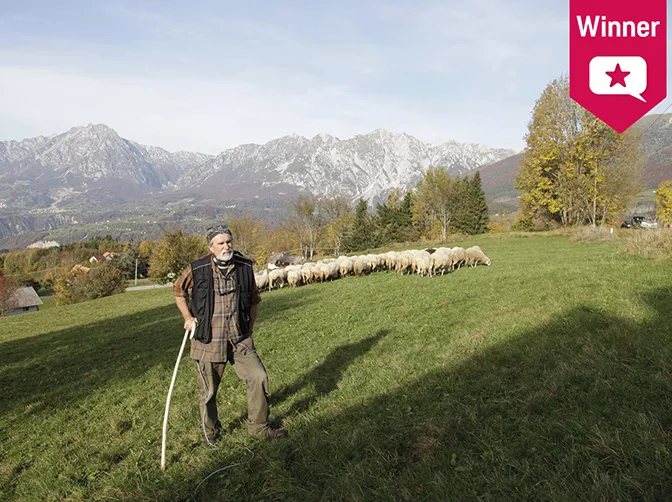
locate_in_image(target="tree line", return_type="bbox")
[3,72,671,310]
[0,170,489,308]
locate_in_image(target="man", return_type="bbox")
[173,224,287,442]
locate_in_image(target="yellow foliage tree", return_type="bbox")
[516,75,643,226]
[225,214,269,266]
[148,229,208,283]
[321,196,354,256]
[656,180,672,227]
[412,167,460,241]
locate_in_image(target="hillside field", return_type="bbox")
[1,232,672,501]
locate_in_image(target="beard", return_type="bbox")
[218,249,234,261]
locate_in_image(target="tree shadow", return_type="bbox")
[6,286,672,501]
[224,329,390,433]
[272,329,390,415]
[175,287,672,501]
[0,290,319,418]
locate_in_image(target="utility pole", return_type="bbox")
[135,258,138,286]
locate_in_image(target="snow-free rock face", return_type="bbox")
[0,124,516,210]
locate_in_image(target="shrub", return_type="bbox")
[53,265,126,305]
[149,229,208,283]
[511,217,535,232]
[0,275,18,316]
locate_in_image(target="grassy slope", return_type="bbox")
[1,233,672,501]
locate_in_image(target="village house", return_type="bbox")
[6,286,43,316]
[89,251,118,264]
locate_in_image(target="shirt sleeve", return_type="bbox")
[173,265,193,298]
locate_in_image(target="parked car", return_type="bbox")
[621,216,645,228]
[621,216,658,229]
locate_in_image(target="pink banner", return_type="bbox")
[570,0,667,132]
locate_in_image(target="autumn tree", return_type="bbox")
[149,229,208,283]
[225,213,268,264]
[656,180,672,227]
[516,75,643,226]
[53,265,126,305]
[109,242,149,280]
[287,194,324,259]
[321,196,354,256]
[0,275,18,316]
[412,167,461,241]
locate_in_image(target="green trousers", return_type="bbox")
[194,340,271,437]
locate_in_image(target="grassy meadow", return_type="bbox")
[1,232,672,501]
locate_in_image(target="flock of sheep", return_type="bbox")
[254,246,491,291]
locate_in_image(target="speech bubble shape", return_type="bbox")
[589,56,647,102]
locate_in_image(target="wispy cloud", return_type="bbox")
[0,0,628,153]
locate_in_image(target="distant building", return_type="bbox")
[6,287,43,316]
[89,251,118,263]
[27,240,60,249]
[269,253,303,267]
[70,264,91,274]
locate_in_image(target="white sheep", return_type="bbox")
[395,251,414,275]
[325,262,340,281]
[465,246,491,267]
[353,257,371,276]
[339,258,354,277]
[414,252,432,277]
[300,264,314,284]
[268,268,286,290]
[286,269,302,288]
[254,270,269,290]
[430,249,452,276]
[364,254,381,272]
[376,251,392,271]
[450,247,466,271]
[309,264,324,283]
[408,250,431,275]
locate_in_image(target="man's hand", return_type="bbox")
[184,317,197,331]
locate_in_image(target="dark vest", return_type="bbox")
[189,251,256,343]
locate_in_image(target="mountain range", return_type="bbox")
[0,124,516,210]
[1,115,671,249]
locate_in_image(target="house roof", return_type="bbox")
[71,264,91,273]
[11,287,44,309]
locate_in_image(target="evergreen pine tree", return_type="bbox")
[470,172,489,234]
[374,201,396,246]
[342,199,377,252]
[398,191,414,236]
[453,177,474,234]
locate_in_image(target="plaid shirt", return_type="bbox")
[174,256,261,362]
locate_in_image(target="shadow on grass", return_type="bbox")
[0,290,319,418]
[223,329,390,433]
[272,329,390,414]
[163,287,672,501]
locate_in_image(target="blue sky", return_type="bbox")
[1,0,670,154]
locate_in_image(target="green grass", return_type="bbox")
[37,297,55,311]
[125,277,155,288]
[1,233,672,501]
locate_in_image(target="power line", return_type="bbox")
[639,99,672,139]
